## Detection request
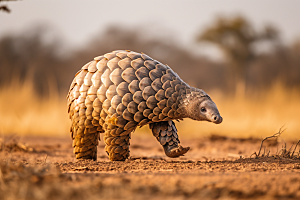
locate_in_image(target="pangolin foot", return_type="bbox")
[163,144,190,158]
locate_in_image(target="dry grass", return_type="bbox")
[0,79,69,136]
[250,127,300,159]
[0,135,34,152]
[0,79,299,140]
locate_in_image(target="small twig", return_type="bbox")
[287,143,295,157]
[250,152,257,158]
[278,143,286,157]
[266,150,270,157]
[257,126,285,157]
[262,146,266,157]
[43,155,48,164]
[291,140,300,157]
[283,143,287,156]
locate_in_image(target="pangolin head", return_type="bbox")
[183,91,223,124]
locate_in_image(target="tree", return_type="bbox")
[197,15,279,97]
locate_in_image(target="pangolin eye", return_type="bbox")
[201,107,206,113]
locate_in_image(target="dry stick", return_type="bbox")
[278,143,287,157]
[291,140,300,157]
[266,150,270,157]
[283,143,287,156]
[286,143,295,157]
[257,126,285,157]
[43,155,48,164]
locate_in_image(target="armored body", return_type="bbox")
[67,50,222,161]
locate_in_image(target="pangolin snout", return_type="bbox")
[212,115,223,124]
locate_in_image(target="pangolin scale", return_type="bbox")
[67,50,222,161]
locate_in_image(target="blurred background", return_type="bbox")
[0,0,299,140]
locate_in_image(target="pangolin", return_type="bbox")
[67,50,222,161]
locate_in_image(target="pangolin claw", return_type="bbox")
[164,144,190,158]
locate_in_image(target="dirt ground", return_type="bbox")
[1,134,300,200]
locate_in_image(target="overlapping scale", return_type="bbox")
[135,67,149,81]
[110,68,124,86]
[88,61,97,72]
[107,57,121,71]
[131,58,144,70]
[149,121,189,157]
[122,67,137,83]
[128,80,140,94]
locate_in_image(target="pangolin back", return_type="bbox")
[67,50,208,160]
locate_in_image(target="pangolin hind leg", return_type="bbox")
[103,127,134,161]
[150,121,190,158]
[72,126,99,160]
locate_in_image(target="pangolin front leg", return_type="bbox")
[150,121,190,158]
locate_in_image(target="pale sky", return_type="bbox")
[1,0,300,55]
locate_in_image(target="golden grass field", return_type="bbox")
[0,79,299,141]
